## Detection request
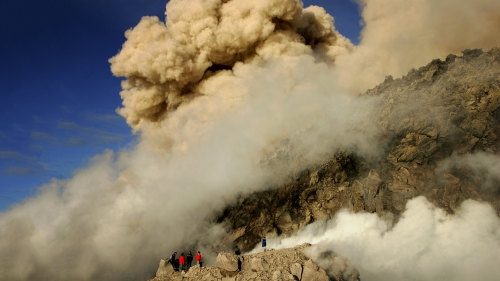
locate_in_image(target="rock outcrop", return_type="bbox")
[218,48,500,251]
[155,259,176,277]
[150,244,359,281]
[216,252,239,272]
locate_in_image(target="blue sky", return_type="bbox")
[0,0,361,211]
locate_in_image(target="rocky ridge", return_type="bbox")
[150,244,359,281]
[219,48,500,251]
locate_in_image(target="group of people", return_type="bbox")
[169,251,202,272]
[168,237,266,273]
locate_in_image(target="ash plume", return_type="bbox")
[336,0,500,93]
[0,0,499,280]
[109,0,352,131]
[0,1,369,280]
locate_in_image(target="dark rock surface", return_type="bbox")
[219,48,500,251]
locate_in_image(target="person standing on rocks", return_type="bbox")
[170,252,177,271]
[235,245,242,271]
[196,251,202,266]
[262,237,267,252]
[186,251,193,269]
[179,253,185,272]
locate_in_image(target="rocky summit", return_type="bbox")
[218,48,500,251]
[151,244,359,281]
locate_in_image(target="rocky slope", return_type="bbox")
[150,244,359,281]
[218,48,500,251]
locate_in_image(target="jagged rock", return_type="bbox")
[148,244,358,281]
[277,212,293,233]
[310,171,320,185]
[155,259,174,277]
[230,226,247,242]
[302,259,329,281]
[216,252,239,272]
[249,256,266,272]
[182,265,223,280]
[272,270,282,280]
[290,262,303,279]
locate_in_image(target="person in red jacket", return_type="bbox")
[179,253,185,272]
[196,251,202,267]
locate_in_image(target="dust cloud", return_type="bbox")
[1,0,499,280]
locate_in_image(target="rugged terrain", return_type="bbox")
[151,244,359,281]
[218,48,500,251]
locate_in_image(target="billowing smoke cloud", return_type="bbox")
[336,0,500,93]
[1,0,499,280]
[266,196,500,281]
[109,0,352,131]
[0,1,376,280]
[0,56,379,280]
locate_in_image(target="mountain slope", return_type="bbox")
[219,48,500,251]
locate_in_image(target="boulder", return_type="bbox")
[155,259,174,277]
[216,252,239,272]
[250,257,266,272]
[290,262,302,280]
[272,270,282,280]
[301,259,329,281]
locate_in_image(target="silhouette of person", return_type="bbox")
[186,251,193,269]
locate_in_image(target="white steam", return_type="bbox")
[1,0,499,280]
[267,196,500,281]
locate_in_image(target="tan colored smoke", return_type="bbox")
[1,0,500,280]
[109,0,352,132]
[336,0,500,93]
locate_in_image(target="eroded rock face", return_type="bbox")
[301,259,329,281]
[149,244,359,281]
[219,48,500,251]
[155,259,174,277]
[215,252,239,272]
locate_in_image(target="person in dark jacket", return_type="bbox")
[170,252,177,271]
[262,237,267,252]
[186,251,193,269]
[234,245,242,271]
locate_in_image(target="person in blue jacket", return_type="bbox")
[262,237,266,252]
